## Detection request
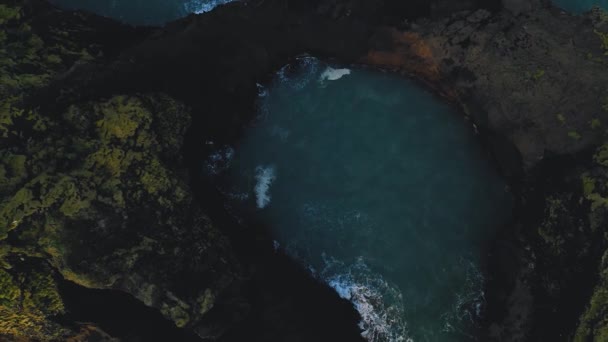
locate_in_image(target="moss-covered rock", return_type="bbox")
[573,142,608,341]
[0,2,240,339]
[0,263,68,341]
[576,251,608,342]
[0,92,240,334]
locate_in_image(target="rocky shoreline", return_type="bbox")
[1,0,608,341]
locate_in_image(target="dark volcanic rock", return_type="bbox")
[362,7,608,171]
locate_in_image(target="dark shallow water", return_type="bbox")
[207,57,513,341]
[551,0,607,12]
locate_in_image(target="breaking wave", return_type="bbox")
[322,256,411,342]
[184,0,236,14]
[319,67,351,82]
[254,165,276,209]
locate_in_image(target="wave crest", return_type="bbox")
[322,256,411,342]
[254,165,276,209]
[184,0,236,14]
[319,67,351,82]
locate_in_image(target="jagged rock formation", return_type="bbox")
[0,1,364,340]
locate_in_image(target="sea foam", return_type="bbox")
[319,67,351,82]
[254,165,276,209]
[322,257,410,342]
[276,56,320,90]
[184,0,235,14]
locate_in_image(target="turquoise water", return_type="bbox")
[551,0,607,13]
[207,57,512,341]
[49,0,234,25]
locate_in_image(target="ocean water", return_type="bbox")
[208,57,512,342]
[551,0,607,13]
[48,0,235,25]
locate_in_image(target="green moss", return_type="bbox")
[0,266,67,340]
[0,21,194,328]
[0,8,200,340]
[583,174,597,196]
[569,131,582,140]
[0,153,28,192]
[0,5,20,25]
[596,144,608,167]
[0,174,96,240]
[0,269,19,308]
[96,96,150,140]
[45,54,62,65]
[557,113,566,125]
[161,302,191,328]
[140,158,171,196]
[596,30,608,55]
[23,271,64,316]
[576,251,608,341]
[591,118,602,130]
[575,287,608,341]
[532,69,545,81]
[582,173,608,211]
[196,289,215,315]
[0,100,24,138]
[85,147,129,177]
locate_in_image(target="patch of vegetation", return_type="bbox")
[532,69,545,81]
[0,5,20,25]
[575,142,608,340]
[595,143,608,167]
[0,265,67,340]
[0,3,214,337]
[0,91,199,334]
[569,130,582,140]
[575,252,608,342]
[596,30,608,55]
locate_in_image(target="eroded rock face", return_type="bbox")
[363,7,608,171]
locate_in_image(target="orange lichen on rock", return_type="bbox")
[66,325,118,342]
[362,29,441,82]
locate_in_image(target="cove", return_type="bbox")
[207,57,513,341]
[48,0,234,25]
[551,0,607,13]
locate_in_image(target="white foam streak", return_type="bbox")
[322,257,410,342]
[254,165,276,209]
[319,67,351,82]
[184,0,235,14]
